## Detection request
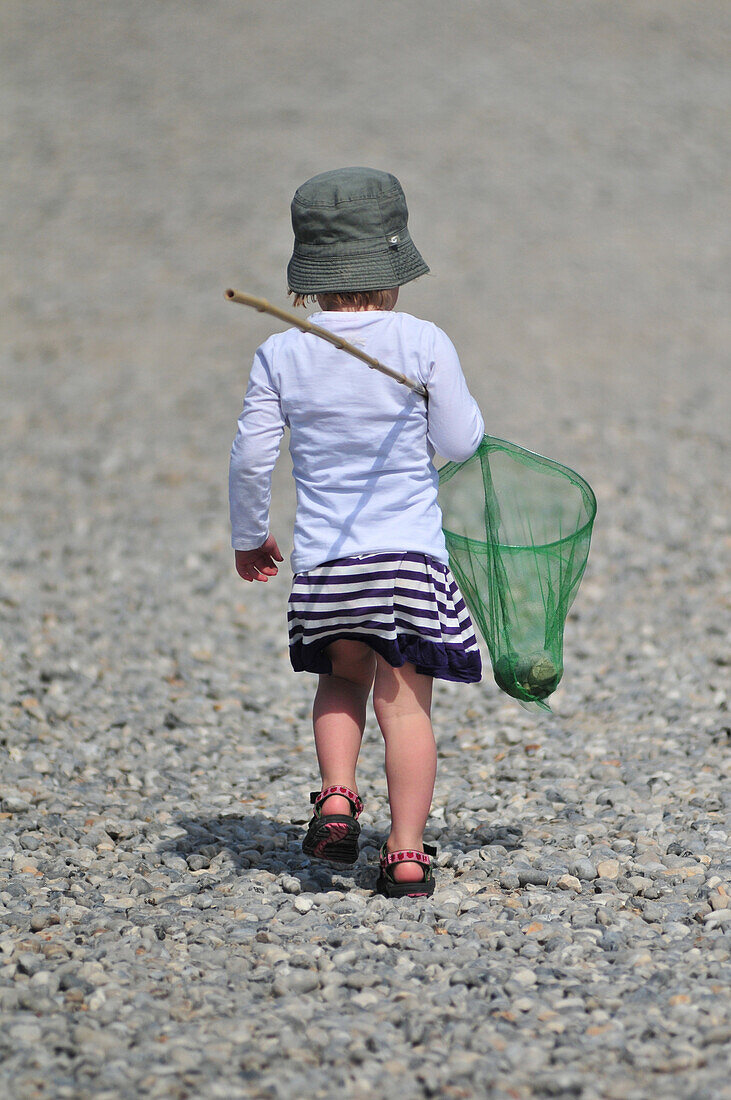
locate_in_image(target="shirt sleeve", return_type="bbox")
[424,326,484,461]
[228,344,286,550]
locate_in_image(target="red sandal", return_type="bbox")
[376,841,437,898]
[302,785,364,865]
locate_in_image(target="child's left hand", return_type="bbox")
[234,536,284,582]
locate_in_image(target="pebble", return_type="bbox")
[272,971,320,996]
[703,910,731,928]
[597,859,620,880]
[517,868,551,887]
[1,795,31,814]
[557,874,582,893]
[29,910,60,932]
[511,968,538,988]
[569,858,598,882]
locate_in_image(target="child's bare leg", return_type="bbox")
[313,639,376,815]
[372,656,436,882]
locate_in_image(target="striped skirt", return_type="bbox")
[288,551,482,683]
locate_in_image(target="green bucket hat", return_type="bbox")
[287,167,429,294]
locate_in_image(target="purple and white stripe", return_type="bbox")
[288,552,482,683]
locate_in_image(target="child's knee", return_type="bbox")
[373,658,433,717]
[327,639,376,687]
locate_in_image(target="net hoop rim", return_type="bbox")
[439,434,598,551]
[442,527,594,554]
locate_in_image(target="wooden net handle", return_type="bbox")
[224,289,428,399]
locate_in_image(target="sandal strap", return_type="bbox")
[310,785,364,818]
[379,842,437,868]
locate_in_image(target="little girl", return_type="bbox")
[229,167,484,897]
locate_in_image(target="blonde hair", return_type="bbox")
[289,289,397,311]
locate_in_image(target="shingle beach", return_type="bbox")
[1,2,729,1097]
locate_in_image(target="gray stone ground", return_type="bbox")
[1,2,729,1097]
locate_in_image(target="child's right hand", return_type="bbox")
[234,536,284,582]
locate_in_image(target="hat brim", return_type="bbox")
[287,235,429,294]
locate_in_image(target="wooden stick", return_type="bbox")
[224,289,428,399]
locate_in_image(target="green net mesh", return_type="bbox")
[439,436,597,711]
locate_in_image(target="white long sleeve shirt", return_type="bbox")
[229,310,484,574]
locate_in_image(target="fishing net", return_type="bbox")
[439,436,597,711]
